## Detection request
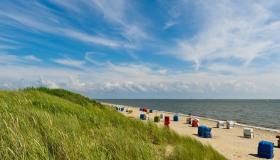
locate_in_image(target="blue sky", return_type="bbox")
[1,0,280,99]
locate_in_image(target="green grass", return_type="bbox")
[0,87,227,160]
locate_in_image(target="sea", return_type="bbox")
[98,99,280,130]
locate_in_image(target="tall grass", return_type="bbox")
[0,88,226,160]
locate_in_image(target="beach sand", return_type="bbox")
[117,106,280,160]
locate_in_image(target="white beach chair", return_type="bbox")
[186,117,193,124]
[226,121,235,129]
[243,128,254,138]
[216,121,225,128]
[160,113,164,120]
[146,114,150,120]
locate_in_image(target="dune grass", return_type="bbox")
[0,87,226,160]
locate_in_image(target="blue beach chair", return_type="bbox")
[258,141,274,159]
[198,125,212,138]
[140,113,146,120]
[173,114,179,121]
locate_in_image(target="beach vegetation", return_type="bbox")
[0,87,226,160]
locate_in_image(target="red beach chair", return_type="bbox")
[192,119,199,127]
[164,116,170,127]
[143,107,148,112]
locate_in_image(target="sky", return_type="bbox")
[1,0,280,99]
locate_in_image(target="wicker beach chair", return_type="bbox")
[276,135,280,148]
[243,128,254,139]
[216,121,225,128]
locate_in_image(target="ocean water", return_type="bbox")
[99,99,280,130]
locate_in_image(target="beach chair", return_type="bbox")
[128,109,133,114]
[154,116,160,122]
[216,121,225,128]
[160,113,164,120]
[120,107,124,112]
[198,125,212,138]
[192,119,199,127]
[186,117,192,124]
[226,121,235,129]
[143,107,148,112]
[243,128,254,139]
[258,141,274,159]
[173,114,179,122]
[276,135,280,148]
[140,113,146,120]
[164,116,170,127]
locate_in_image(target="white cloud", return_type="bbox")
[23,55,42,62]
[48,0,85,13]
[0,44,16,49]
[65,30,119,48]
[163,0,280,70]
[0,54,19,63]
[0,5,132,49]
[84,52,108,66]
[92,0,126,25]
[161,1,181,30]
[91,0,152,45]
[53,58,85,68]
[64,30,135,49]
[0,36,18,44]
[163,21,177,30]
[2,61,280,98]
[0,54,42,65]
[37,78,60,89]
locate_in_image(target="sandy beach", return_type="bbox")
[108,104,280,160]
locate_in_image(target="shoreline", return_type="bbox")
[101,102,280,134]
[102,102,280,159]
